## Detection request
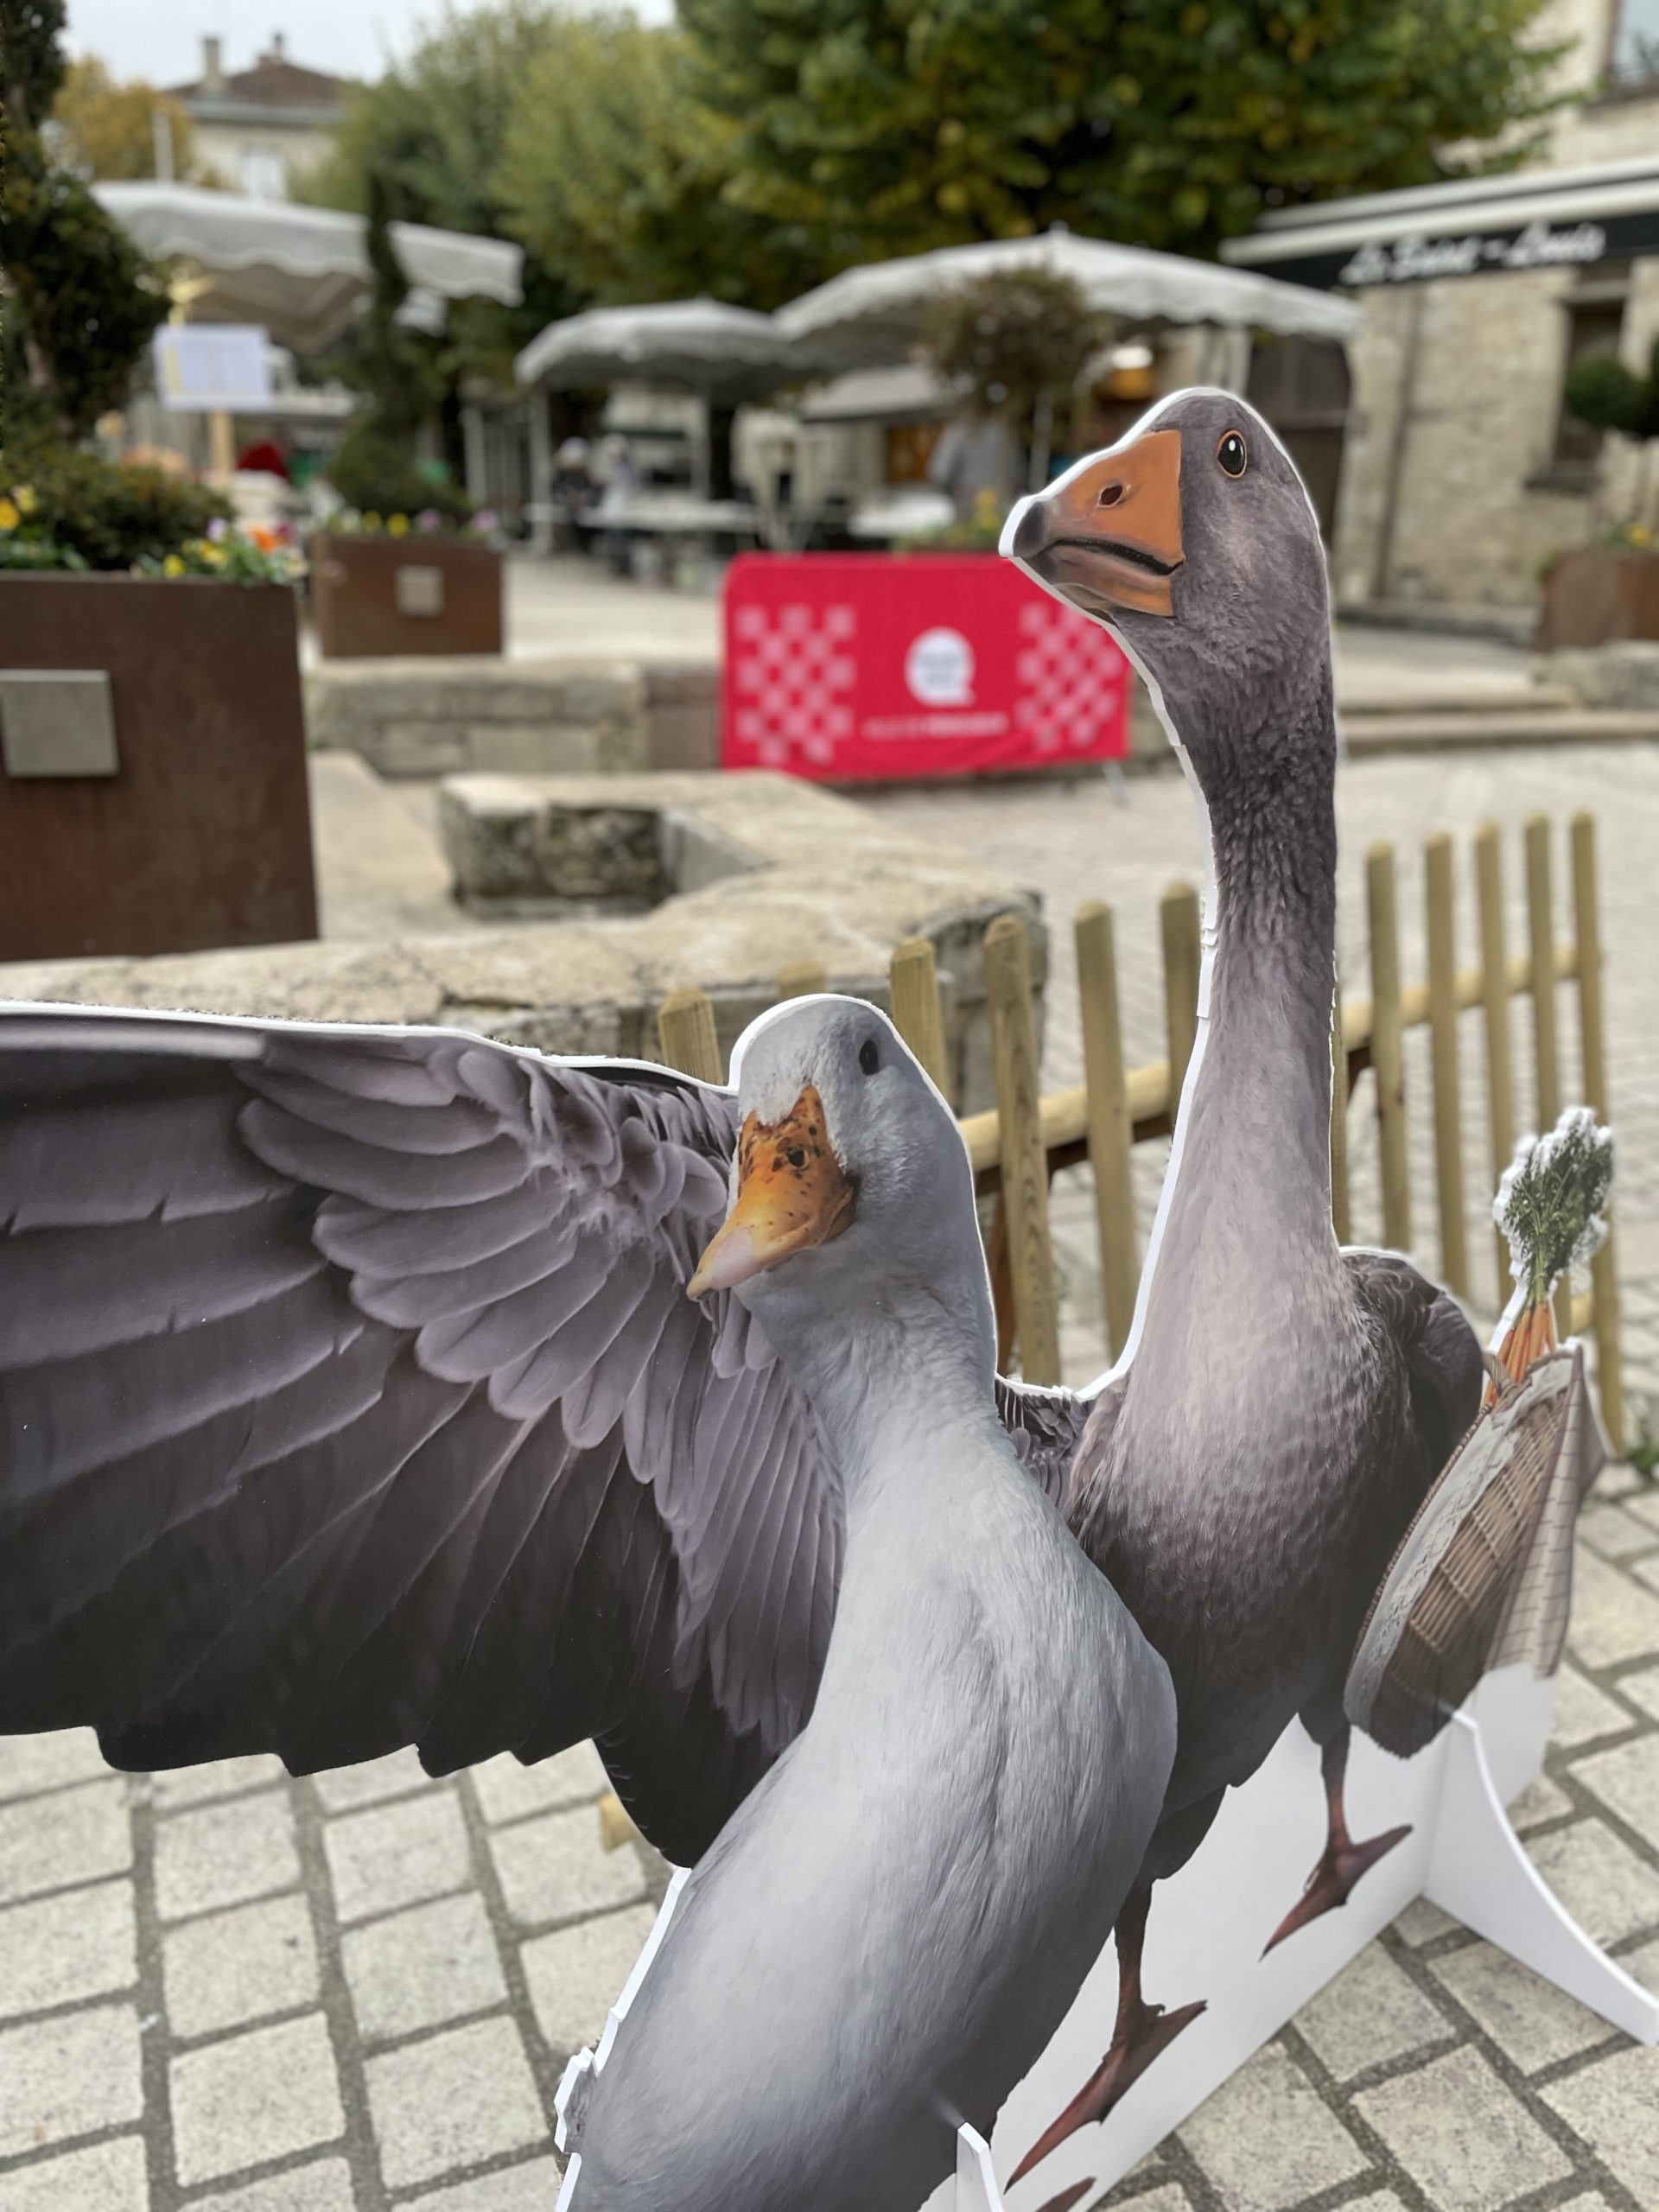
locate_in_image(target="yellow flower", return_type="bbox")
[1630,524,1652,546]
[162,553,186,577]
[387,512,410,537]
[13,486,37,515]
[0,499,18,533]
[362,512,381,533]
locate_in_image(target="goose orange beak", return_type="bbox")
[688,1084,856,1296]
[1003,426,1184,619]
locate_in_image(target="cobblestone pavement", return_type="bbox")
[6,741,1659,2209]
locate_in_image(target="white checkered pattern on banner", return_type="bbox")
[1014,597,1126,753]
[732,600,858,768]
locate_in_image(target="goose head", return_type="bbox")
[688,998,995,1397]
[1000,388,1332,794]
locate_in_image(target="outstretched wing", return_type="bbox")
[0,1005,843,1866]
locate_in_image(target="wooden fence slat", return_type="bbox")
[1367,842,1411,1252]
[889,937,951,1103]
[776,961,828,1001]
[1573,812,1624,1454]
[1160,882,1202,1116]
[1526,816,1571,1338]
[1076,901,1138,1357]
[1426,834,1470,1299]
[658,988,723,1084]
[1475,823,1516,1306]
[1329,973,1351,1246]
[983,915,1061,1386]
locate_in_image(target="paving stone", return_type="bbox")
[1578,1502,1659,1560]
[0,1878,136,2021]
[489,1805,649,1929]
[0,2138,147,2212]
[163,1891,319,2041]
[154,1790,300,1923]
[1391,1895,1460,1947]
[151,1757,287,1811]
[522,1903,658,2055]
[0,2003,143,2160]
[311,1748,432,1813]
[1571,1550,1659,1668]
[342,1890,507,2044]
[1509,1771,1576,1834]
[1574,1731,1659,1853]
[1295,1941,1452,2081]
[0,1779,130,1906]
[1355,2045,1574,2210]
[169,2012,345,2187]
[1614,1665,1659,1722]
[1526,1818,1659,1944]
[1622,1488,1659,1532]
[1430,1939,1618,2072]
[1550,1666,1637,1747]
[1543,2044,1659,2202]
[188,2159,356,2211]
[469,1742,607,1827]
[392,2158,569,2210]
[325,1787,472,1925]
[365,2017,547,2191]
[0,1732,110,1805]
[1179,2041,1370,2211]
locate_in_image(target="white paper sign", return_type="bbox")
[153,325,272,413]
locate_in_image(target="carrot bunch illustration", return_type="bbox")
[1490,1107,1614,1393]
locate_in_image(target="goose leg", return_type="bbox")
[1264,1725,1411,1955]
[1008,1883,1205,2183]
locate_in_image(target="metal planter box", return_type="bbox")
[0,574,317,962]
[310,532,504,658]
[1535,544,1659,651]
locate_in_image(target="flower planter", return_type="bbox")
[0,574,316,962]
[310,532,504,658]
[1535,543,1659,652]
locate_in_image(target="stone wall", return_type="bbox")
[0,771,1043,1116]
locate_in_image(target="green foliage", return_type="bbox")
[678,0,1567,264]
[1631,1403,1659,1484]
[1,0,169,442]
[495,14,823,310]
[2,435,231,569]
[49,55,199,182]
[326,416,472,525]
[923,270,1104,447]
[897,487,1007,550]
[1495,1108,1614,1306]
[1565,340,1659,445]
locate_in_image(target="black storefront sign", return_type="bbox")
[1255,206,1659,290]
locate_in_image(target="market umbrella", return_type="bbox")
[774,227,1362,364]
[95,183,524,353]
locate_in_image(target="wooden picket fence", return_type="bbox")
[657,810,1625,1454]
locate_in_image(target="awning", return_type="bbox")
[775,229,1361,362]
[96,183,524,352]
[1222,156,1659,291]
[798,362,960,423]
[515,297,817,402]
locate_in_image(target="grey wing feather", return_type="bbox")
[995,1376,1090,1510]
[0,1005,844,1866]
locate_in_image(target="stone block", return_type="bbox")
[0,2003,143,2160]
[154,1790,300,1923]
[342,1891,507,2044]
[364,2017,547,2191]
[324,1788,472,1926]
[1574,1730,1659,1854]
[1568,1548,1659,1669]
[1544,2043,1659,2203]
[169,2013,344,2187]
[189,2159,356,2212]
[1179,2042,1371,2211]
[0,1780,130,1907]
[533,805,667,903]
[1526,1817,1659,1945]
[1551,1664,1637,1748]
[163,1892,320,2041]
[1355,2046,1573,2211]
[151,1758,287,1812]
[0,1732,110,1805]
[520,1904,659,2056]
[391,2158,568,2210]
[0,1878,136,2022]
[1430,1937,1616,2072]
[1293,1940,1452,2082]
[0,2139,148,2212]
[311,1749,432,1815]
[1538,641,1659,709]
[488,1806,649,1930]
[469,1744,607,1828]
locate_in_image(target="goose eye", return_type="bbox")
[858,1037,880,1077]
[1217,430,1249,479]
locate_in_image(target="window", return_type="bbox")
[1610,0,1659,85]
[239,146,289,199]
[1552,278,1630,472]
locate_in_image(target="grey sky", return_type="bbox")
[66,0,671,89]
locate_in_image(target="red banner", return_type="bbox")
[722,552,1131,782]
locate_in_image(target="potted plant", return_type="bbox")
[1537,341,1659,650]
[0,0,316,963]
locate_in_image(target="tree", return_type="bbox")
[677,0,1567,267]
[923,270,1107,487]
[49,55,198,181]
[495,13,823,311]
[1565,341,1659,520]
[1,0,168,442]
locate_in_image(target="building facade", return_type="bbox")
[166,35,347,200]
[1226,0,1659,613]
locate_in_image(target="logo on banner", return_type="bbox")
[905,627,976,706]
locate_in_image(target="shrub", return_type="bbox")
[3,438,231,570]
[326,416,472,529]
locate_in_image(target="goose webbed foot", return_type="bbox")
[1264,1724,1410,1955]
[1008,1995,1206,2183]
